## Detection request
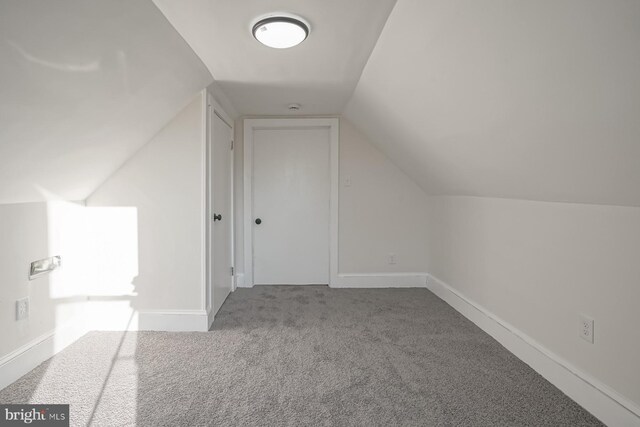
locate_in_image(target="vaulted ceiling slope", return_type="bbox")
[345,0,640,206]
[153,0,396,116]
[0,0,212,204]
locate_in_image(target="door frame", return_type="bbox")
[243,118,339,287]
[204,91,235,327]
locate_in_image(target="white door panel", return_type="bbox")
[252,128,330,285]
[211,112,233,313]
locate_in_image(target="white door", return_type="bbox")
[210,110,233,314]
[252,127,330,285]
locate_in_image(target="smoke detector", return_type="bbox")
[288,103,301,111]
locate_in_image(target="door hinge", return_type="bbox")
[230,140,234,150]
[230,266,234,276]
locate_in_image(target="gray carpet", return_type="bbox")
[0,286,602,426]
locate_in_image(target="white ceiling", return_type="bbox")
[153,0,397,116]
[345,0,640,206]
[3,0,638,208]
[0,0,212,204]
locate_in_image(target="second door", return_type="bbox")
[252,127,330,285]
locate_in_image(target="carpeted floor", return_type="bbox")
[0,286,602,426]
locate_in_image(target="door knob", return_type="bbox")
[213,213,222,221]
[255,218,262,225]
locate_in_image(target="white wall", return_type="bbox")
[338,119,428,273]
[0,201,88,361]
[233,117,429,283]
[345,0,640,207]
[1,89,217,389]
[427,195,640,412]
[0,0,212,204]
[86,92,206,312]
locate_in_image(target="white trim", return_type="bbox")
[201,90,209,315]
[426,274,640,427]
[235,273,249,288]
[0,320,87,391]
[243,118,339,287]
[243,118,252,285]
[85,303,210,332]
[137,310,209,332]
[329,119,340,286]
[207,307,215,330]
[213,108,233,130]
[332,273,428,288]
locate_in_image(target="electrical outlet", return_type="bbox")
[579,314,594,343]
[388,253,397,265]
[16,297,29,321]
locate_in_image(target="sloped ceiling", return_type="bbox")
[0,0,212,204]
[153,0,396,116]
[345,0,640,206]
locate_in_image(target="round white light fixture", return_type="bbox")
[252,15,309,49]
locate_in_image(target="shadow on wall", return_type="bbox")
[82,205,141,330]
[0,200,144,424]
[0,198,203,425]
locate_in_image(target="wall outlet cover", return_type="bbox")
[579,314,594,344]
[16,297,29,321]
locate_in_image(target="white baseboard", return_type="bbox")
[137,310,209,332]
[87,300,138,331]
[0,319,88,392]
[0,305,208,392]
[331,272,428,288]
[86,300,209,332]
[236,272,428,288]
[235,273,250,288]
[426,274,640,427]
[207,308,215,330]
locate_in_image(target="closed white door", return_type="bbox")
[211,112,233,314]
[252,128,330,285]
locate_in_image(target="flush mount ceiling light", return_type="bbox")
[252,15,310,49]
